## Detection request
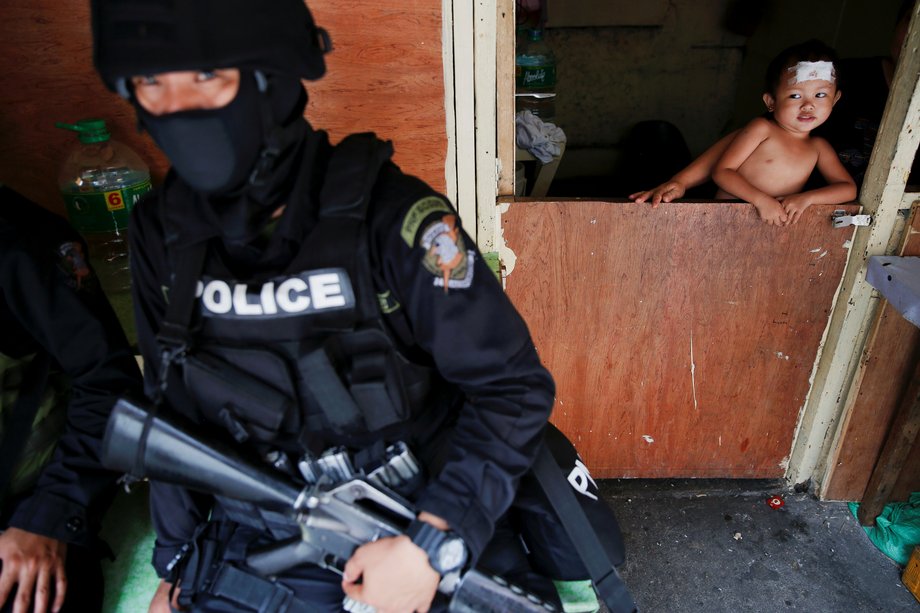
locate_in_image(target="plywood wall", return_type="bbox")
[0,0,445,217]
[503,200,858,478]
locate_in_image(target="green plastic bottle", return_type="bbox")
[515,28,557,122]
[56,119,150,296]
[56,119,150,343]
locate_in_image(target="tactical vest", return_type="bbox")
[157,134,434,475]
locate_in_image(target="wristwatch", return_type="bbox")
[406,519,468,576]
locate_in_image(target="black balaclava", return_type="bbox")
[90,0,330,245]
[178,72,314,246]
[133,71,266,195]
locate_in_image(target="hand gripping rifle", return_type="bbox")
[101,397,559,612]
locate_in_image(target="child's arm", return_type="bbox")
[630,131,738,207]
[712,118,788,226]
[779,138,857,224]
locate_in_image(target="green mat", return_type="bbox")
[99,483,160,612]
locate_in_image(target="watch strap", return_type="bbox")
[407,519,448,557]
[407,519,468,576]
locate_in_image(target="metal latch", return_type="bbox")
[832,210,872,228]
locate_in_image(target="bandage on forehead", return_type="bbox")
[786,61,836,85]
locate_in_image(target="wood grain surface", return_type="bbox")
[503,200,859,478]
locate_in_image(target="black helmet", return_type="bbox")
[91,0,330,94]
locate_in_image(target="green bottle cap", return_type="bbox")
[55,119,111,144]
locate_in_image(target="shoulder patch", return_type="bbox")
[400,196,453,247]
[420,214,475,292]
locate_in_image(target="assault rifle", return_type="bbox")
[101,397,559,612]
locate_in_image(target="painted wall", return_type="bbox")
[547,0,743,158]
[542,0,743,182]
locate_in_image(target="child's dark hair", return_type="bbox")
[763,39,839,95]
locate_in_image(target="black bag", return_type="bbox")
[517,424,636,612]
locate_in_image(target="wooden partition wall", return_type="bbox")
[0,0,445,215]
[824,208,920,501]
[503,200,859,478]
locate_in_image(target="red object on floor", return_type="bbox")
[767,495,785,509]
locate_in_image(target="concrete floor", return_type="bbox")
[599,479,919,613]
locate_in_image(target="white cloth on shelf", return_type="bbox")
[515,110,566,164]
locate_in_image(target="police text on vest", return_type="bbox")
[195,269,355,319]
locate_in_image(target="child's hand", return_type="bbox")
[629,180,686,208]
[777,194,811,225]
[754,197,789,226]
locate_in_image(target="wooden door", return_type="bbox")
[503,200,859,478]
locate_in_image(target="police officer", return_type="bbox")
[91,1,624,611]
[0,186,142,613]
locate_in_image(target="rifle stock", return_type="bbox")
[102,397,300,509]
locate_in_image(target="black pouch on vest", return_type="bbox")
[296,328,411,436]
[172,521,235,608]
[183,345,299,445]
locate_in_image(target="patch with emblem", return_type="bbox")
[56,241,92,290]
[400,196,453,247]
[420,215,475,292]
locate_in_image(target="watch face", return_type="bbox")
[436,537,467,573]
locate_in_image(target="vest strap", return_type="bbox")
[531,442,638,613]
[155,240,208,401]
[319,133,394,220]
[298,348,365,432]
[300,133,407,436]
[159,241,208,349]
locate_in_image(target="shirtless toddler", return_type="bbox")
[713,39,856,225]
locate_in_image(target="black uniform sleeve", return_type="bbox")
[129,192,214,576]
[370,170,555,561]
[0,207,142,547]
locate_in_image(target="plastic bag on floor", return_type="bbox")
[849,491,920,566]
